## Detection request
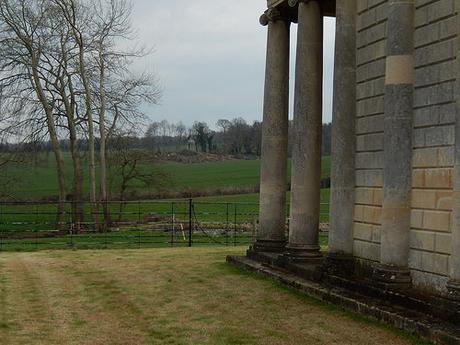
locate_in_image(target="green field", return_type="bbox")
[161,156,331,192]
[0,154,331,252]
[4,153,331,199]
[195,189,330,205]
[0,190,330,252]
[0,190,330,231]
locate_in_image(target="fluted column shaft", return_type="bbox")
[285,0,323,259]
[253,9,290,252]
[377,0,415,286]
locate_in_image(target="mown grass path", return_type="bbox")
[0,247,426,345]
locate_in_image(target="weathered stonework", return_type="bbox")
[354,0,459,295]
[239,0,460,341]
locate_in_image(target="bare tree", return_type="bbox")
[175,121,186,150]
[145,121,160,151]
[90,0,160,218]
[52,0,98,222]
[91,0,134,224]
[0,0,68,226]
[192,121,210,153]
[108,133,170,217]
[0,0,161,230]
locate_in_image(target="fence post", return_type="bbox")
[226,203,229,246]
[188,198,192,247]
[69,204,74,248]
[171,202,175,247]
[35,204,38,250]
[234,204,237,246]
[138,201,141,249]
[0,203,3,252]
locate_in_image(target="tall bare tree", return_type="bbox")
[87,0,160,224]
[0,0,68,226]
[0,0,161,229]
[52,0,98,221]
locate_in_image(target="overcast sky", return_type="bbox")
[131,0,336,129]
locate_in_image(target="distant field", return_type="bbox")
[161,156,331,191]
[194,190,330,221]
[4,153,331,199]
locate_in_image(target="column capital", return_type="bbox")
[288,0,312,7]
[259,8,290,26]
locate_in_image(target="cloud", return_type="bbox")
[131,0,335,129]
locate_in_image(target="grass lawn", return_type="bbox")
[0,247,427,345]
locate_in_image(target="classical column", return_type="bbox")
[284,0,323,260]
[326,0,357,273]
[251,8,290,253]
[447,49,460,300]
[374,0,415,287]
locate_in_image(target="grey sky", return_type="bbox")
[131,1,336,129]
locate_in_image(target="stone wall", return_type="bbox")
[353,0,459,292]
[353,0,387,263]
[410,0,458,291]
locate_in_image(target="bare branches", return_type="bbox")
[0,0,161,209]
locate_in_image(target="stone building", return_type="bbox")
[230,1,460,337]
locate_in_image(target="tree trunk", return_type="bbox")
[58,60,84,233]
[30,61,67,231]
[68,123,84,232]
[75,30,98,228]
[98,47,109,230]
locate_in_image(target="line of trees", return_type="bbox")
[144,118,264,155]
[0,0,160,229]
[144,118,332,157]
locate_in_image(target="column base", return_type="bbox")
[246,239,285,266]
[282,243,322,262]
[372,264,412,290]
[277,245,323,281]
[323,252,355,277]
[446,280,460,301]
[249,239,286,253]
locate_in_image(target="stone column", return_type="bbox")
[326,0,357,273]
[251,8,290,253]
[284,0,323,261]
[375,0,415,287]
[447,46,460,300]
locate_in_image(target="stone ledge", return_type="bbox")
[226,255,460,345]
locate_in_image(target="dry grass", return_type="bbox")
[0,247,426,345]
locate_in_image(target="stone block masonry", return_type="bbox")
[353,0,387,265]
[411,0,457,292]
[239,0,460,341]
[351,0,459,294]
[237,0,460,341]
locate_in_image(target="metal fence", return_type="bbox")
[0,199,330,252]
